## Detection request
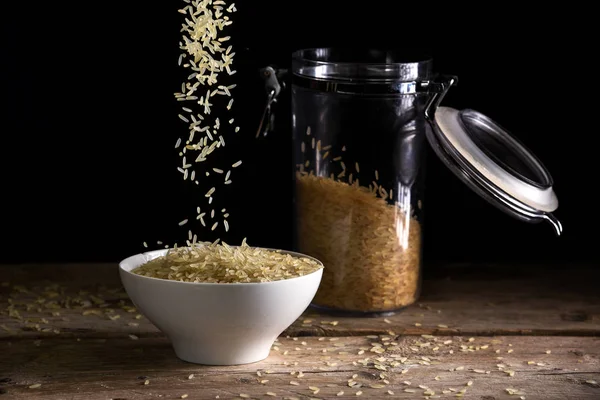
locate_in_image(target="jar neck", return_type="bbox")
[292,48,433,84]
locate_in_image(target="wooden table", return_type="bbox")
[1,263,599,399]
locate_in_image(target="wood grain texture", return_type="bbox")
[1,263,599,399]
[1,336,599,399]
[1,264,599,339]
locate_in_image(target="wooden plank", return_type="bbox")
[287,263,600,336]
[1,336,598,399]
[1,264,599,339]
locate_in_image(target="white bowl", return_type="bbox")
[119,248,323,365]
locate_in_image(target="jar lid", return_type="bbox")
[427,106,562,235]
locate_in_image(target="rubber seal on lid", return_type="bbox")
[426,106,562,235]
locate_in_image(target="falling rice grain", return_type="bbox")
[211,222,218,231]
[178,219,188,226]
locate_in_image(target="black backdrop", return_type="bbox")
[0,1,594,264]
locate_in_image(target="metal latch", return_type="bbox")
[256,66,288,138]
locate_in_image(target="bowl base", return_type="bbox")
[171,340,272,366]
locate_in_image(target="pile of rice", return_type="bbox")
[296,173,421,313]
[132,241,322,283]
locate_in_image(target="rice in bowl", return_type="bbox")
[132,241,323,283]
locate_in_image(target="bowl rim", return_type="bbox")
[119,246,324,287]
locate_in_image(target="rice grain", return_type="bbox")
[296,174,420,312]
[133,242,322,283]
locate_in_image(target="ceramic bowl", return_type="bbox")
[119,248,323,365]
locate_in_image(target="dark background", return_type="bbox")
[0,2,593,265]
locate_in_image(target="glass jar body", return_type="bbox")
[292,49,433,314]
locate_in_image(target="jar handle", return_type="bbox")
[424,75,458,120]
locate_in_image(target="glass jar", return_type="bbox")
[276,48,562,315]
[291,49,440,314]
